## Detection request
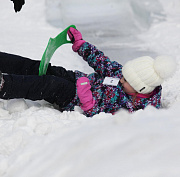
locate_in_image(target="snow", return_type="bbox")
[0,0,180,176]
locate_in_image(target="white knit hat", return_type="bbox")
[122,56,177,94]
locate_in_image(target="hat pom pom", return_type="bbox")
[154,56,177,79]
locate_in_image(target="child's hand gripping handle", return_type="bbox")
[67,27,86,52]
[76,77,95,111]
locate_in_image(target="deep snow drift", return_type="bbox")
[46,0,166,62]
[0,0,180,177]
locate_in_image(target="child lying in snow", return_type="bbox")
[0,27,176,117]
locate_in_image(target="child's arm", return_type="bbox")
[78,42,122,77]
[76,77,95,111]
[68,27,122,77]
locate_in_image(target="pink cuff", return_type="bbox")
[72,40,86,52]
[76,77,95,111]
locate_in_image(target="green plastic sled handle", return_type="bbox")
[39,25,76,76]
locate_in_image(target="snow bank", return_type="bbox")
[2,107,180,177]
[45,0,166,63]
[45,0,165,37]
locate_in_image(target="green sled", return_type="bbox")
[39,25,76,76]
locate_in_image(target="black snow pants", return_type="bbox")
[0,51,76,108]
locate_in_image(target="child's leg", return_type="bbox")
[0,51,76,83]
[0,74,76,108]
[47,66,76,83]
[0,51,40,75]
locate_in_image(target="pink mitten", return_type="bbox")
[67,27,86,52]
[76,77,95,111]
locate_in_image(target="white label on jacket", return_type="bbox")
[81,82,88,85]
[103,77,120,86]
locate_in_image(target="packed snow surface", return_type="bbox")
[0,0,180,176]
